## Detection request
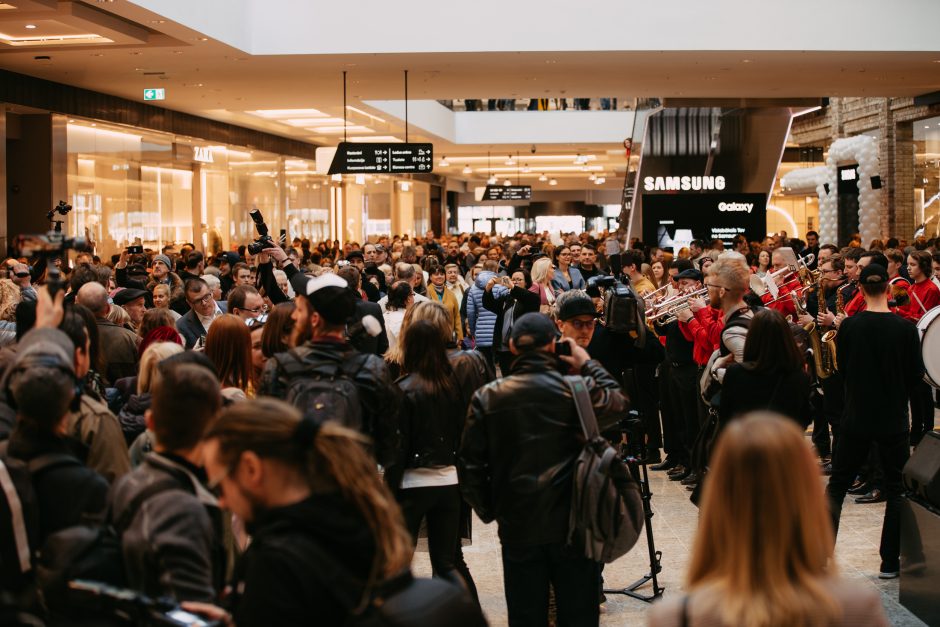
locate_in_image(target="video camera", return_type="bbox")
[587,275,646,345]
[247,208,275,256]
[15,201,92,297]
[66,579,221,627]
[46,200,72,232]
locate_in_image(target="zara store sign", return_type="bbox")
[643,175,726,192]
[193,146,215,163]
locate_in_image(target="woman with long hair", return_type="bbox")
[647,260,667,289]
[719,308,810,427]
[260,300,296,351]
[200,399,416,626]
[119,341,184,447]
[550,245,585,292]
[529,257,558,316]
[383,280,413,352]
[648,414,888,627]
[754,248,773,277]
[204,313,253,401]
[387,318,469,591]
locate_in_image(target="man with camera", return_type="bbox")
[458,312,628,626]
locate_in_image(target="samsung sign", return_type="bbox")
[643,175,726,192]
[718,201,754,213]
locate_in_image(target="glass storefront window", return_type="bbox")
[915,116,940,238]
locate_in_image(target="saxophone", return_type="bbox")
[817,282,841,375]
[792,286,832,380]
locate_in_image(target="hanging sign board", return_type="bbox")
[328,142,433,174]
[482,185,532,201]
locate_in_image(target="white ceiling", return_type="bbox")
[0,0,937,194]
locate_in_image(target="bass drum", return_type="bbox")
[917,305,940,388]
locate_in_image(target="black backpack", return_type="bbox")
[0,449,179,615]
[564,376,644,563]
[274,349,371,430]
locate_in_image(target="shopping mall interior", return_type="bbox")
[0,1,939,626]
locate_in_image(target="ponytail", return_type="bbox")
[205,399,412,577]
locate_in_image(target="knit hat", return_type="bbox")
[152,254,172,271]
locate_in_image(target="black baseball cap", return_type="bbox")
[556,291,598,321]
[345,250,364,262]
[675,268,703,282]
[860,263,888,285]
[510,312,558,350]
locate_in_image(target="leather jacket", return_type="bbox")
[458,351,628,547]
[259,338,400,466]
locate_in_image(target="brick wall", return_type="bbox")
[790,97,940,241]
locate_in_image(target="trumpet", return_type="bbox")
[647,287,709,325]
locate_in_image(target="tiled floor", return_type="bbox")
[412,437,934,626]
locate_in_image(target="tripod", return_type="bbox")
[603,419,664,603]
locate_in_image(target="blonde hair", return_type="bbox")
[688,413,841,627]
[708,251,750,293]
[108,302,132,326]
[530,257,554,286]
[384,300,452,366]
[0,279,21,322]
[138,341,184,394]
[206,399,412,577]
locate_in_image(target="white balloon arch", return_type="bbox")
[781,135,882,245]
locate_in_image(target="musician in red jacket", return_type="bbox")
[899,251,940,445]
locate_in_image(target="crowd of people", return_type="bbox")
[0,224,936,626]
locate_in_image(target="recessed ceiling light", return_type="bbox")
[742,59,751,63]
[925,125,931,129]
[173,50,183,55]
[25,24,36,30]
[549,178,558,186]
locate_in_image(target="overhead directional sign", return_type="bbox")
[328,142,433,174]
[143,88,165,101]
[482,184,532,201]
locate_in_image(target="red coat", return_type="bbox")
[897,279,940,322]
[679,307,723,366]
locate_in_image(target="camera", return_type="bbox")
[127,245,144,255]
[66,579,222,626]
[46,200,73,232]
[554,339,572,356]
[246,208,275,256]
[587,275,646,343]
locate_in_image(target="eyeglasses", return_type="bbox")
[188,293,213,306]
[246,312,269,328]
[242,304,269,315]
[704,282,727,290]
[567,318,596,330]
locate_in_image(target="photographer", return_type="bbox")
[482,270,540,375]
[458,312,628,625]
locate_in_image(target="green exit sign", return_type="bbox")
[143,88,165,101]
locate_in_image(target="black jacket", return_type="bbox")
[458,351,629,547]
[481,284,541,352]
[719,364,811,427]
[117,393,151,446]
[109,452,225,603]
[230,493,375,627]
[259,339,399,466]
[386,374,465,491]
[5,427,108,543]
